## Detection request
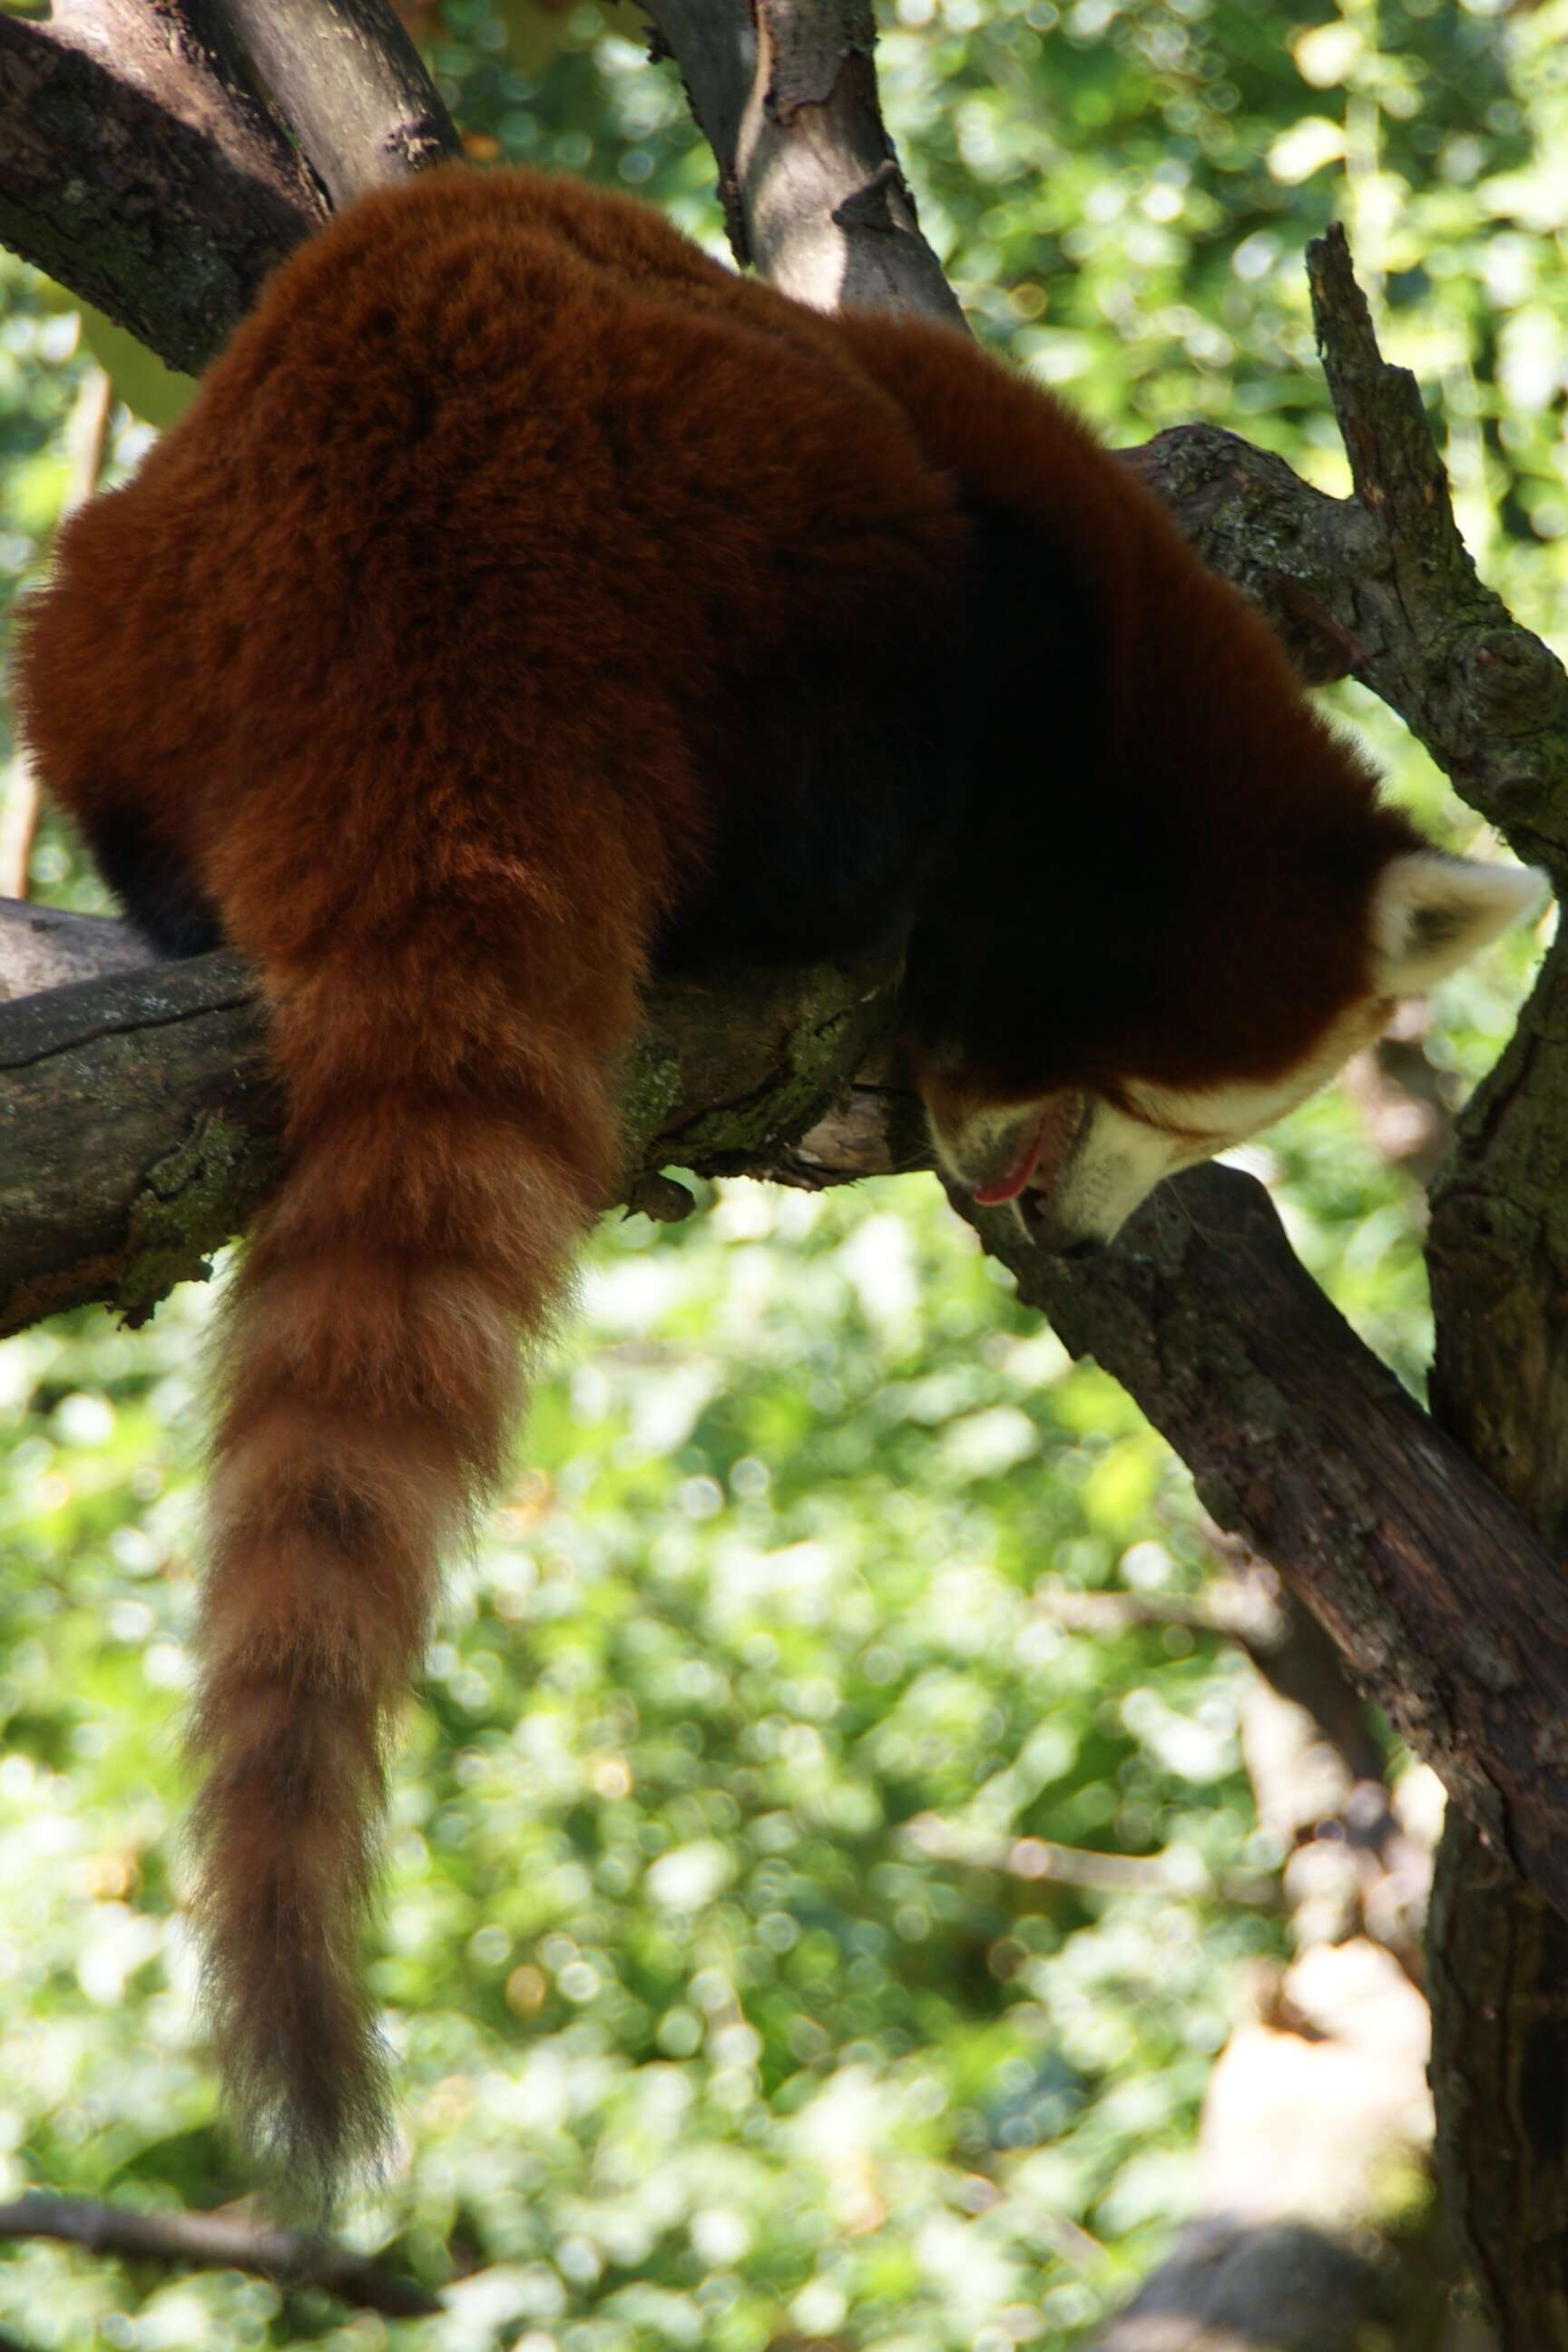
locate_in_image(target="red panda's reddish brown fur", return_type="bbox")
[15,164,1511,2196]
[15,168,971,2194]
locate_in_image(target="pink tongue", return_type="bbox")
[973,1109,1049,1207]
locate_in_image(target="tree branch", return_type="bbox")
[0,904,901,1335]
[972,1164,1568,1927]
[0,1,321,373]
[0,2194,438,2318]
[902,1812,1279,1909]
[213,0,459,205]
[1308,225,1568,864]
[643,1,961,318]
[1129,397,1568,870]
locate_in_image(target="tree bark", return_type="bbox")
[0,2193,437,2317]
[647,0,961,318]
[1425,741,1568,2342]
[0,2,320,372]
[0,906,902,1337]
[213,0,459,204]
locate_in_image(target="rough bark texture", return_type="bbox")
[646,0,962,319]
[0,2,321,372]
[1429,1816,1568,2343]
[0,904,901,1341]
[1307,230,1568,862]
[1426,934,1568,2337]
[215,0,459,204]
[638,1,757,262]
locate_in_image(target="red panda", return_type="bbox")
[11,163,1539,2196]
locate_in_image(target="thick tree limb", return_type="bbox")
[638,2,756,260]
[213,0,459,205]
[0,904,900,1336]
[0,0,454,374]
[1428,1818,1568,2342]
[0,2,321,372]
[644,1,961,318]
[0,2194,438,2317]
[1122,427,1370,686]
[1130,420,1568,875]
[0,943,276,1333]
[820,1073,1568,1932]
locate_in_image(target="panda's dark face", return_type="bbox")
[916,844,1544,1251]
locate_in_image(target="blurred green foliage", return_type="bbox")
[0,1,1559,2345]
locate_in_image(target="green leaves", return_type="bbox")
[0,1179,1273,2345]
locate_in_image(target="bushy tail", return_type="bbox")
[186,936,634,2203]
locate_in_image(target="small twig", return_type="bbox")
[1033,1580,1282,1649]
[0,2196,440,2318]
[903,1811,1279,1908]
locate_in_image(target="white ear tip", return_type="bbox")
[1372,853,1551,991]
[1493,862,1553,925]
[1444,858,1553,942]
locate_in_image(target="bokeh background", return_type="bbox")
[0,1,1560,2343]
